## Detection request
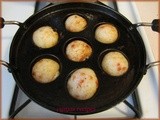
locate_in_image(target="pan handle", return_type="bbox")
[134,19,159,33]
[0,17,22,28]
[146,61,160,69]
[0,60,12,72]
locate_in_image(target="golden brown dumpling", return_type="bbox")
[32,58,60,83]
[66,40,92,62]
[102,51,129,76]
[67,68,98,100]
[65,15,87,32]
[33,26,58,48]
[95,23,118,44]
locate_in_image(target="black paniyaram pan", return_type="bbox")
[0,2,160,115]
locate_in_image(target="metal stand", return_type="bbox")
[123,89,142,118]
[9,85,31,119]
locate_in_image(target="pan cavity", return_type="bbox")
[31,55,61,84]
[99,49,129,77]
[94,23,119,44]
[64,39,93,62]
[32,26,59,49]
[65,14,87,32]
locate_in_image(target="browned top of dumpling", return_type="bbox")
[66,40,92,62]
[67,68,98,100]
[32,58,60,83]
[102,51,129,76]
[65,15,87,32]
[95,23,118,44]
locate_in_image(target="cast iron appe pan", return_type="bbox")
[0,2,158,115]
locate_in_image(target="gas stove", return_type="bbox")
[1,1,159,119]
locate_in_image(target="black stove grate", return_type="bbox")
[9,85,142,119]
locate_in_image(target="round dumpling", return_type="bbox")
[66,40,92,62]
[101,51,129,76]
[32,58,60,83]
[95,23,118,44]
[65,15,87,32]
[33,26,59,48]
[67,68,98,100]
